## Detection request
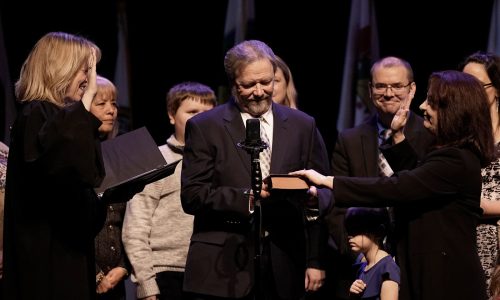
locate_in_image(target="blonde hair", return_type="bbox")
[96,75,117,103]
[275,55,298,109]
[95,75,119,140]
[15,32,101,106]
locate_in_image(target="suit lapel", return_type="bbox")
[360,120,380,176]
[269,104,288,174]
[223,100,251,176]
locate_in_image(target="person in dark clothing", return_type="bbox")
[292,70,495,300]
[325,56,434,300]
[3,31,105,300]
[181,40,331,300]
[91,75,131,300]
[345,207,400,299]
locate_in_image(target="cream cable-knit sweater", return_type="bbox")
[122,135,191,298]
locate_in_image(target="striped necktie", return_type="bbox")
[259,118,272,179]
[378,128,397,255]
[378,129,394,177]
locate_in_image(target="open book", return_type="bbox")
[95,127,180,201]
[263,174,309,191]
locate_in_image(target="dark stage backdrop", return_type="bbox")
[0,0,495,156]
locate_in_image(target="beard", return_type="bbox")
[245,99,271,117]
[234,92,272,117]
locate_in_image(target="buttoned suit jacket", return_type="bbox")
[181,99,331,299]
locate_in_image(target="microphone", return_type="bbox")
[245,118,262,146]
[238,118,268,150]
[237,118,269,211]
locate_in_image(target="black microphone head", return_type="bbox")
[245,118,261,145]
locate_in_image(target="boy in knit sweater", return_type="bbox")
[122,82,216,300]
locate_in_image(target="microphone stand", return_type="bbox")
[237,139,268,300]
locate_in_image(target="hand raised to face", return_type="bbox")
[390,97,410,144]
[82,47,98,111]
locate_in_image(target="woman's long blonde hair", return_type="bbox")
[15,32,101,106]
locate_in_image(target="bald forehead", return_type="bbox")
[372,59,411,82]
[371,65,410,83]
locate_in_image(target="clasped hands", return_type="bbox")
[96,267,128,294]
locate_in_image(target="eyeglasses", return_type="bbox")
[483,82,493,89]
[370,82,413,94]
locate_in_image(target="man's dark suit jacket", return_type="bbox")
[181,100,331,299]
[325,113,434,298]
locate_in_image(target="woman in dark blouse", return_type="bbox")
[91,75,131,300]
[292,70,495,300]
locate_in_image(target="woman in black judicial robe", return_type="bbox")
[3,32,105,300]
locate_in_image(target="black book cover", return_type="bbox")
[95,127,179,200]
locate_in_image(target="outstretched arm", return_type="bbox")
[289,169,333,190]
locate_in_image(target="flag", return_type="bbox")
[488,0,500,55]
[0,14,16,144]
[336,0,379,132]
[220,0,255,102]
[114,0,132,134]
[223,0,255,52]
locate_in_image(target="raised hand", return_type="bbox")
[390,97,410,144]
[82,47,97,111]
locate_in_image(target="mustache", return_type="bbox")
[249,95,270,102]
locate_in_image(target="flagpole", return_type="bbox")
[488,0,500,55]
[114,0,133,135]
[0,13,16,144]
[337,0,379,132]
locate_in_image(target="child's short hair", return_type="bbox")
[166,82,217,116]
[345,207,390,238]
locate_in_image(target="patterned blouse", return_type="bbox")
[477,142,500,299]
[0,144,7,190]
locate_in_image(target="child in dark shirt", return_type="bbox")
[345,208,400,300]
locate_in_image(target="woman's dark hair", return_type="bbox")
[426,70,495,167]
[458,51,500,94]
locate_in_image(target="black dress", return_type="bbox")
[3,100,105,300]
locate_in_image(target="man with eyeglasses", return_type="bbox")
[324,56,435,300]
